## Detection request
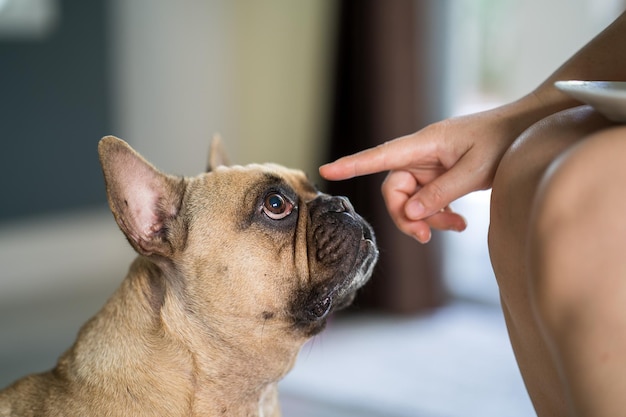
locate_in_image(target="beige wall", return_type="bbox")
[231,0,337,177]
[112,0,337,179]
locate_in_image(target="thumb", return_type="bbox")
[404,187,444,220]
[404,166,476,220]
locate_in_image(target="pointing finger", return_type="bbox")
[319,136,421,180]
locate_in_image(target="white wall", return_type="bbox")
[110,0,336,177]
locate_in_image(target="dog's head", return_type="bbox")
[98,135,377,371]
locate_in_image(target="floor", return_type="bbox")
[279,302,534,417]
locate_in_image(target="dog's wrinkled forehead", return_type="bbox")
[259,165,318,197]
[215,163,319,200]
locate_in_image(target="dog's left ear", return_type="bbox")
[207,133,230,172]
[98,136,186,258]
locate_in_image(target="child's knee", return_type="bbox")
[489,106,606,254]
[529,126,626,330]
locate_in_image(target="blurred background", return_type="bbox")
[0,0,623,415]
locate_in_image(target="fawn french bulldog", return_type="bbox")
[0,136,378,416]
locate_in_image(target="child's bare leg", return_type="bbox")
[489,106,614,416]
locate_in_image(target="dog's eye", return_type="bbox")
[263,192,294,220]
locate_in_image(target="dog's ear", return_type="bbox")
[98,136,186,257]
[206,133,230,172]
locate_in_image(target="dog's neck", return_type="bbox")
[58,257,293,417]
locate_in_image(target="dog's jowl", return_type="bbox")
[0,136,378,417]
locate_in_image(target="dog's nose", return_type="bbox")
[308,194,356,219]
[331,196,353,213]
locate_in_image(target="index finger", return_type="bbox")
[319,136,416,180]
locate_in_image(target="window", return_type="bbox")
[441,0,624,303]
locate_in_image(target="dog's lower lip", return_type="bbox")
[310,296,332,319]
[362,224,373,242]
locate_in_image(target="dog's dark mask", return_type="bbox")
[290,194,378,336]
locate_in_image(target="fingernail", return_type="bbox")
[414,230,431,244]
[406,200,425,219]
[318,164,332,178]
[454,215,468,232]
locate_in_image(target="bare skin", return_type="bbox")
[320,12,626,416]
[491,107,617,415]
[529,123,626,416]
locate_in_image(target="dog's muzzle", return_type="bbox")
[291,195,378,335]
